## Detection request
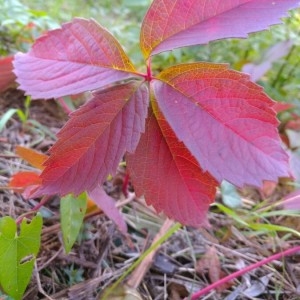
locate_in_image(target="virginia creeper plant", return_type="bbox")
[13,0,300,227]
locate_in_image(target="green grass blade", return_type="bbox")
[213,203,249,227]
[0,109,18,131]
[249,223,300,238]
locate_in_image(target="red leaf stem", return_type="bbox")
[188,245,300,299]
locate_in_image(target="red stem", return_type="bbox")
[16,195,51,225]
[122,171,130,197]
[189,245,300,300]
[31,195,52,211]
[57,97,73,114]
[146,58,152,81]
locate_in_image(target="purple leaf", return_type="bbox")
[141,0,299,58]
[14,18,138,99]
[127,104,218,227]
[242,40,293,81]
[153,63,290,187]
[35,81,149,196]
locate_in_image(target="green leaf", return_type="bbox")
[60,193,87,253]
[0,214,43,300]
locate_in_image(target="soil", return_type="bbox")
[1,89,300,300]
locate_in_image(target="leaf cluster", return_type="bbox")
[3,2,300,298]
[13,0,299,227]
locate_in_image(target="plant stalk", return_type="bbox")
[188,245,300,300]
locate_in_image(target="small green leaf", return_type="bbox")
[0,214,43,300]
[60,193,87,253]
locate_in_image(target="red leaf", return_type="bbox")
[153,63,290,187]
[285,116,300,131]
[140,0,299,58]
[260,181,278,198]
[272,102,294,113]
[88,185,127,233]
[127,103,218,227]
[36,81,149,196]
[9,171,42,192]
[0,56,16,92]
[13,18,138,99]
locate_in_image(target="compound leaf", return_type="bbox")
[127,103,218,227]
[14,18,138,99]
[152,63,290,187]
[36,81,149,196]
[0,215,42,300]
[140,0,299,58]
[60,193,87,253]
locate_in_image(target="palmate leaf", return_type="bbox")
[140,0,299,58]
[35,81,149,196]
[152,63,290,187]
[127,102,218,227]
[13,0,297,227]
[13,18,138,99]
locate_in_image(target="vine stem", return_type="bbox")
[146,57,152,81]
[188,245,300,300]
[16,195,51,225]
[126,218,175,289]
[57,97,74,114]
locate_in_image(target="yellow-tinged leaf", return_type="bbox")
[86,197,101,214]
[16,145,48,170]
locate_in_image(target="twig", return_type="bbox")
[101,221,182,299]
[126,218,175,289]
[38,247,63,271]
[0,154,18,158]
[188,245,300,300]
[34,261,54,300]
